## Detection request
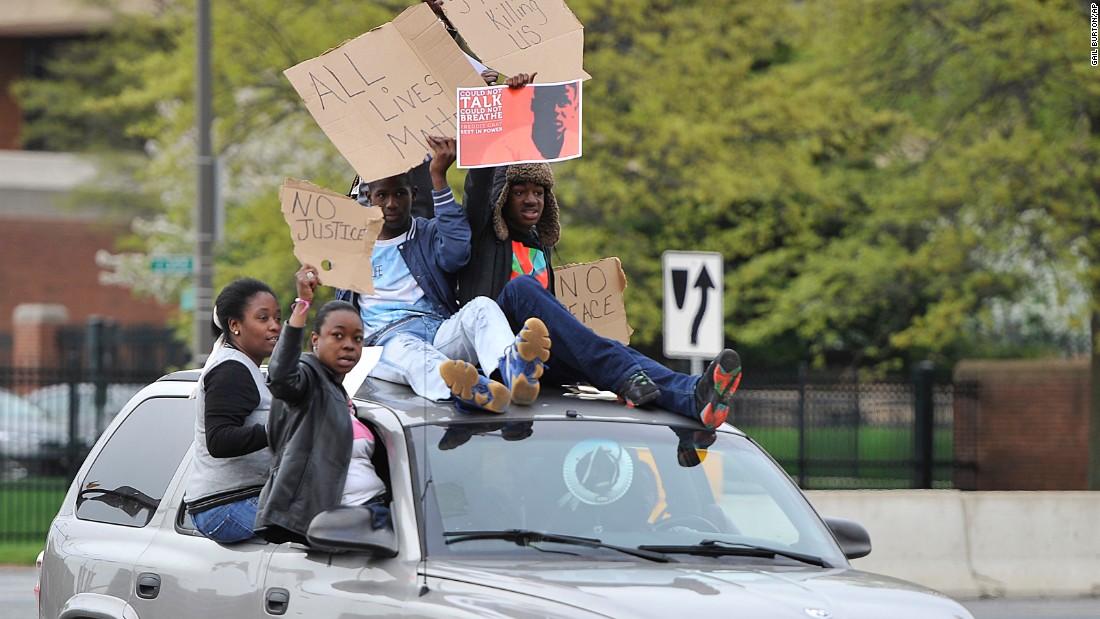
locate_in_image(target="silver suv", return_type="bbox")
[37,370,973,618]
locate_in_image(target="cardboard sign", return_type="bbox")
[554,257,632,344]
[457,80,582,168]
[279,178,383,295]
[441,0,590,82]
[283,3,484,184]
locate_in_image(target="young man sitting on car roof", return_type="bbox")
[457,93,742,429]
[335,136,551,415]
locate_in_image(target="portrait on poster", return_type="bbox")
[457,80,582,168]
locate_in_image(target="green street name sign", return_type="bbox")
[149,254,194,274]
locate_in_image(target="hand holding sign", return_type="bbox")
[438,0,589,82]
[295,263,321,301]
[426,135,458,188]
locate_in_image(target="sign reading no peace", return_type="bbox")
[553,257,632,344]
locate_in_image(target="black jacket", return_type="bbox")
[255,324,353,544]
[457,166,558,305]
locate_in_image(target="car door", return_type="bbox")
[41,394,196,619]
[123,389,276,619]
[259,404,417,617]
[127,455,275,619]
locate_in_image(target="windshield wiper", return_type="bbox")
[444,529,677,563]
[638,539,830,567]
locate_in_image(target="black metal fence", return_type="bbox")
[0,321,187,543]
[732,362,966,489]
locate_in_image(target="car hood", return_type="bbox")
[424,561,972,619]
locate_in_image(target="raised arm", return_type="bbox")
[266,264,320,404]
[425,136,471,273]
[460,71,538,235]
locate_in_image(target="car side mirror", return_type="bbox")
[306,506,399,558]
[824,516,872,559]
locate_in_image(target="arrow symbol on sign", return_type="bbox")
[690,265,715,345]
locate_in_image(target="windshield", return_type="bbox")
[413,419,847,566]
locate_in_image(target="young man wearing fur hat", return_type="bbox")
[460,163,742,430]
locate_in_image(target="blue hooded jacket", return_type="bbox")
[335,187,470,344]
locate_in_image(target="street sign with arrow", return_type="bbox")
[662,251,724,359]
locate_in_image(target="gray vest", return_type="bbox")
[184,346,273,505]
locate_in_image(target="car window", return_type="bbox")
[75,396,195,527]
[415,419,845,566]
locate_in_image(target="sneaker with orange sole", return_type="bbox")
[440,359,511,414]
[694,349,742,429]
[500,317,552,406]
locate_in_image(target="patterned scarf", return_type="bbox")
[510,240,549,288]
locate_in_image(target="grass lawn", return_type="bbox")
[0,478,65,565]
[0,541,44,566]
[740,426,955,487]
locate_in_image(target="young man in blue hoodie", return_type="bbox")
[335,136,551,413]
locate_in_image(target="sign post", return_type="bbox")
[662,251,724,373]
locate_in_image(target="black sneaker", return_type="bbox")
[694,349,742,429]
[617,371,660,408]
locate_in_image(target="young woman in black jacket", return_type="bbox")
[255,265,389,545]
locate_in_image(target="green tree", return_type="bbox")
[807,0,1100,481]
[811,0,1095,354]
[17,0,1095,384]
[562,0,915,370]
[564,0,1093,374]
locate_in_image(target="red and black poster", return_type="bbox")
[457,80,582,168]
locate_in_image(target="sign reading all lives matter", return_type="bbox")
[439,0,590,83]
[554,257,632,344]
[457,80,582,168]
[279,179,383,295]
[283,3,484,184]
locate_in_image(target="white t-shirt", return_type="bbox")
[341,398,386,506]
[358,232,435,335]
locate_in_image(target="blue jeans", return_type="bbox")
[363,497,392,530]
[497,276,700,418]
[191,495,258,543]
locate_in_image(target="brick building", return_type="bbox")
[0,1,174,365]
[0,154,175,337]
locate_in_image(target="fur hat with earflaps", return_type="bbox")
[491,163,560,248]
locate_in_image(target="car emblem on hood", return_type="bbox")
[804,609,831,619]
